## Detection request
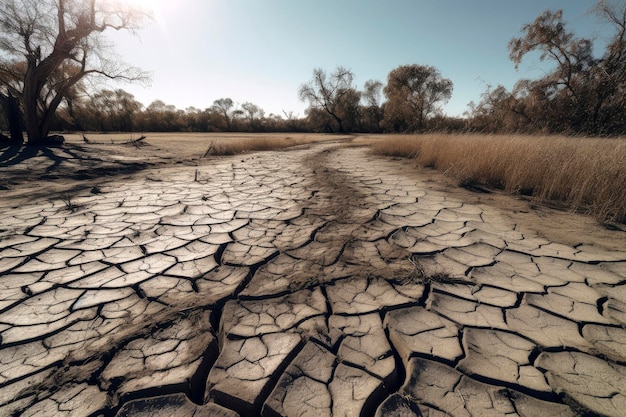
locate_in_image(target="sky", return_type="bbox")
[105,0,614,118]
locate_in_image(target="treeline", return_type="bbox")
[466,3,626,136]
[33,63,464,135]
[47,93,310,133]
[2,1,624,139]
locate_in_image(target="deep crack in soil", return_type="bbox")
[1,139,625,417]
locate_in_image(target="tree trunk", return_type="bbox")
[23,56,63,144]
[0,93,24,143]
[23,75,46,144]
[23,81,63,144]
[24,114,45,144]
[327,111,344,133]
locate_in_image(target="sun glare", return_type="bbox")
[125,0,153,6]
[117,0,159,14]
[118,0,175,27]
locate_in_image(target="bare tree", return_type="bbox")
[508,9,593,108]
[0,0,150,144]
[299,66,357,133]
[362,79,383,132]
[241,101,264,131]
[362,79,383,108]
[211,98,235,131]
[507,1,626,134]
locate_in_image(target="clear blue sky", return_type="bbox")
[107,0,612,117]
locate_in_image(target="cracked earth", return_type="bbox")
[1,138,626,417]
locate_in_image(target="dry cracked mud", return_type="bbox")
[1,139,626,417]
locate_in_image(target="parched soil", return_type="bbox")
[1,134,625,417]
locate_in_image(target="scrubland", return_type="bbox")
[370,134,626,224]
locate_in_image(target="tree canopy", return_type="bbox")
[503,0,625,134]
[298,66,360,133]
[0,0,150,144]
[382,64,453,132]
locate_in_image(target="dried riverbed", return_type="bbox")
[1,137,625,417]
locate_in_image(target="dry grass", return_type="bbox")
[61,132,340,159]
[371,134,626,224]
[203,135,322,156]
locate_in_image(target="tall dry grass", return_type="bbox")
[203,135,331,156]
[371,134,626,224]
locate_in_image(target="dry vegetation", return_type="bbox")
[56,132,625,224]
[62,132,340,159]
[371,134,626,224]
[202,135,336,156]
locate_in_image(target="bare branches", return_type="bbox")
[0,0,152,143]
[595,0,626,69]
[299,66,357,133]
[503,1,626,134]
[363,79,383,108]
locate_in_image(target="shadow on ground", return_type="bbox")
[0,142,154,202]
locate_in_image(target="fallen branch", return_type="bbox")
[123,135,147,146]
[80,134,107,145]
[203,142,215,157]
[124,135,146,143]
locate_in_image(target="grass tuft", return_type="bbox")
[60,194,81,213]
[371,134,626,224]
